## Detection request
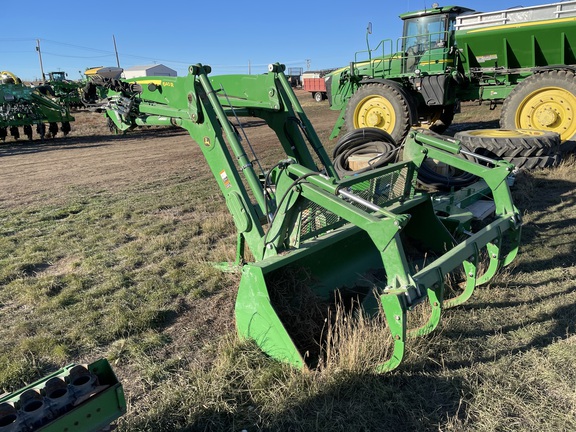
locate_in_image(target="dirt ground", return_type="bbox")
[0,89,339,209]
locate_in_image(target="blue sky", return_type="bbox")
[1,0,555,81]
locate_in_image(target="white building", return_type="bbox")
[121,64,177,79]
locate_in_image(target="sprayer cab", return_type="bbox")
[401,6,463,55]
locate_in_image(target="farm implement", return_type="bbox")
[0,359,125,431]
[91,63,521,371]
[38,71,84,110]
[0,71,74,142]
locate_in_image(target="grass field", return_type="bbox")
[1,98,575,431]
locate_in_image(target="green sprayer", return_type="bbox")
[327,1,576,153]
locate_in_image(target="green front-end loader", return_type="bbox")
[92,63,521,371]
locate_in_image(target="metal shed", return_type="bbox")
[121,64,177,79]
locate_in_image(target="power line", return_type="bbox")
[42,51,115,59]
[2,36,308,75]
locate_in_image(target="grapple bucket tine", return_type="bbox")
[445,260,478,308]
[477,241,502,285]
[376,291,408,372]
[501,226,521,268]
[408,281,444,338]
[444,246,480,308]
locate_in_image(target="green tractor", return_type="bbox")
[0,71,74,142]
[327,1,576,154]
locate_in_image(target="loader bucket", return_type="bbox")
[236,227,381,368]
[235,131,521,372]
[235,187,459,370]
[86,65,520,372]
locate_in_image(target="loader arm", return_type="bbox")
[99,64,339,261]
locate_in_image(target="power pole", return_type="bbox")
[113,35,121,68]
[36,39,46,82]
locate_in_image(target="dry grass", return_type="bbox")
[1,96,576,431]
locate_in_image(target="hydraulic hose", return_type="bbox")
[332,128,400,177]
[413,129,479,190]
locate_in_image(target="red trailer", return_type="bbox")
[303,73,328,102]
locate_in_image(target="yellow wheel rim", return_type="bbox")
[353,95,396,131]
[515,87,576,142]
[417,107,442,129]
[0,70,19,84]
[464,129,548,138]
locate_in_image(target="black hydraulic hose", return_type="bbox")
[332,128,400,177]
[416,162,478,190]
[412,129,479,190]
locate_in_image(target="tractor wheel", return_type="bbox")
[454,129,560,158]
[500,70,576,148]
[503,153,562,171]
[429,104,455,134]
[417,105,454,133]
[314,92,324,102]
[23,124,33,140]
[345,83,411,144]
[455,129,561,170]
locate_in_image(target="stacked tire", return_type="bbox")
[453,129,562,170]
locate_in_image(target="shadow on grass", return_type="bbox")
[264,373,464,431]
[135,371,466,432]
[512,176,576,272]
[0,127,188,157]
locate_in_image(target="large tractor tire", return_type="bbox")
[503,154,562,170]
[345,83,411,144]
[454,129,560,157]
[500,70,576,148]
[455,129,561,170]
